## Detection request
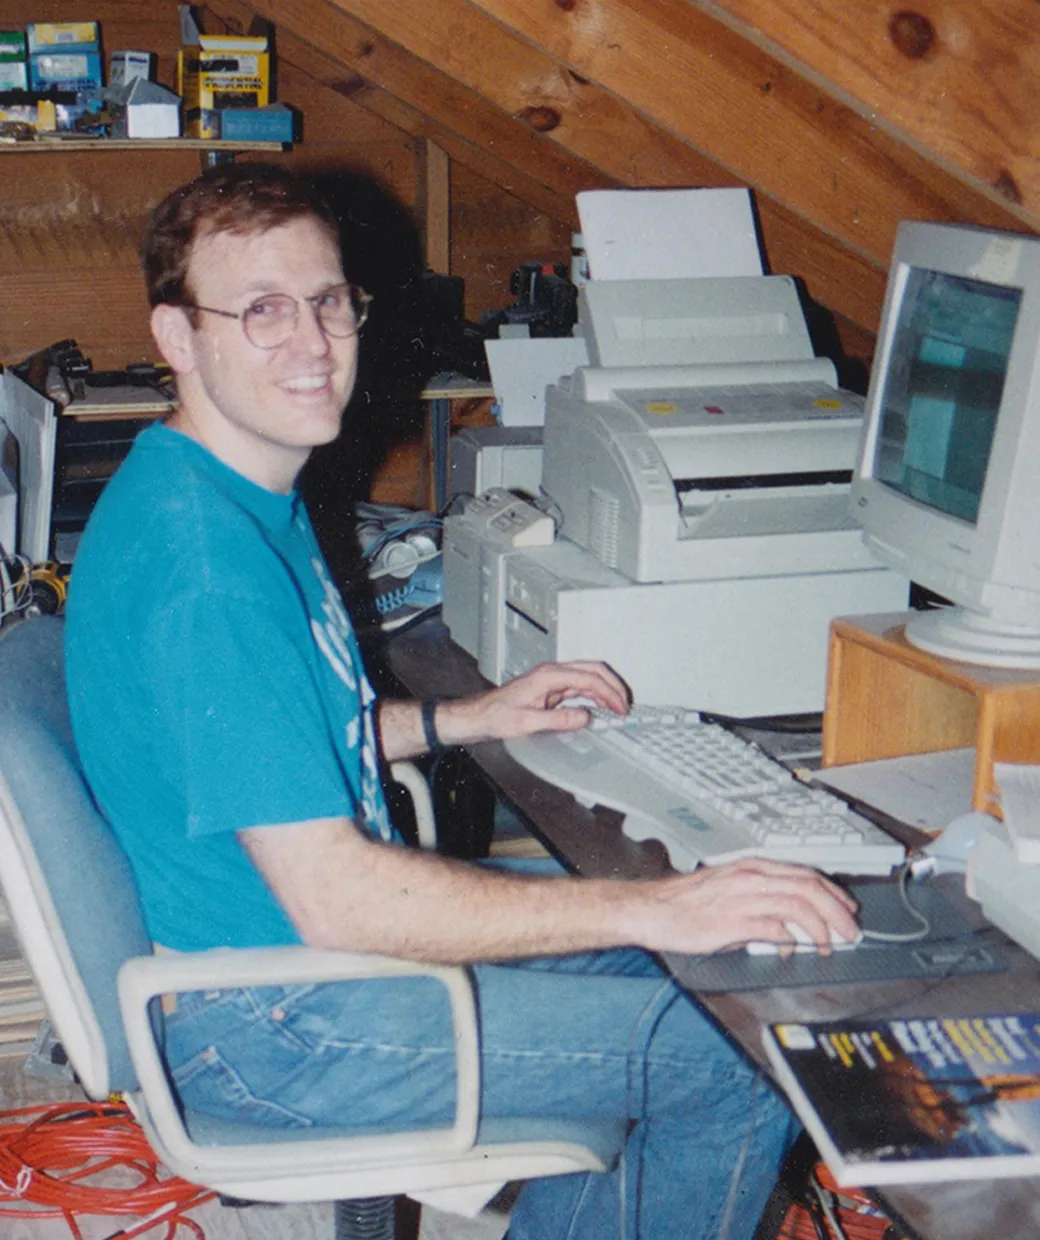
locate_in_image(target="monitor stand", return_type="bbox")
[906,606,1040,670]
[822,612,1040,817]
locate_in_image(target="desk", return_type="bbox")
[62,386,173,421]
[62,372,494,511]
[380,618,1040,1240]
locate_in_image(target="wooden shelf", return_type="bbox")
[0,138,286,153]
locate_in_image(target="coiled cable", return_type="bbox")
[0,1100,214,1239]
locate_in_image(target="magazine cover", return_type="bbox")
[764,1011,1040,1186]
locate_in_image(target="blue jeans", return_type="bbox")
[163,945,794,1240]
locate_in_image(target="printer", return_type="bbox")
[444,273,908,718]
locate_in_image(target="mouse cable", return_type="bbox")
[860,863,931,945]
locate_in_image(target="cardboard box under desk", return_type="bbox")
[822,612,1040,816]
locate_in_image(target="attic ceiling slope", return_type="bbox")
[309,0,733,187]
[694,0,1040,225]
[237,0,619,223]
[465,0,1031,265]
[293,0,886,330]
[258,18,594,225]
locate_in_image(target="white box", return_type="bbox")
[0,373,56,563]
[449,427,543,499]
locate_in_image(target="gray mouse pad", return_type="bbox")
[669,880,1007,993]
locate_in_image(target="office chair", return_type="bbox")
[0,616,624,1240]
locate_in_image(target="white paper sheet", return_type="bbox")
[576,188,763,281]
[814,749,976,835]
[484,336,590,427]
[995,762,1040,862]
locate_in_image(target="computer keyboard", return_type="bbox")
[505,706,906,876]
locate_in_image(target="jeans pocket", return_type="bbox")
[173,1044,315,1129]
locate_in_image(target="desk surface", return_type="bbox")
[62,372,493,420]
[380,618,1040,1240]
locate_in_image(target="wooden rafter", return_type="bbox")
[695,0,1040,219]
[249,0,889,331]
[229,0,1040,340]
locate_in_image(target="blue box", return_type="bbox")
[30,49,103,93]
[218,103,294,144]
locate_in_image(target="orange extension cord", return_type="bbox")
[0,1100,215,1240]
[778,1163,905,1240]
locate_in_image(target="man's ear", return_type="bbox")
[150,304,196,374]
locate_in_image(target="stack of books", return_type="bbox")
[0,892,46,1058]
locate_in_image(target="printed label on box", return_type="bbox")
[27,22,99,53]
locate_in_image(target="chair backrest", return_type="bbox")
[0,616,151,1099]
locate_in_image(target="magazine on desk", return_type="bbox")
[764,1011,1040,1186]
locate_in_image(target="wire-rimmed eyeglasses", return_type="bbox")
[186,282,372,350]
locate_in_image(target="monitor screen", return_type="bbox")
[852,221,1040,668]
[874,269,1019,526]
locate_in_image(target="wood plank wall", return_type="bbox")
[0,0,572,509]
[0,0,569,363]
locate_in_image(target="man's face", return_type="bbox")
[176,216,358,477]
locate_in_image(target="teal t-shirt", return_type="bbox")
[65,423,394,951]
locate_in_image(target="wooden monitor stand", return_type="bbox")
[822,612,1040,815]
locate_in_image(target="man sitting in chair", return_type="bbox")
[65,163,856,1240]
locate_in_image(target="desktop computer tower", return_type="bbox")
[486,539,909,719]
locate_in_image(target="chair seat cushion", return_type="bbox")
[185,1107,626,1163]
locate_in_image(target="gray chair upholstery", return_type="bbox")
[0,616,623,1226]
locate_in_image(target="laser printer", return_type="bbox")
[444,275,908,718]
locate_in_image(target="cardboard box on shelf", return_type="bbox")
[111,78,180,139]
[218,102,292,143]
[26,21,99,54]
[28,50,103,93]
[178,34,269,139]
[0,30,27,90]
[110,49,151,87]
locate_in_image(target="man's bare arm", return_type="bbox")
[241,816,859,964]
[378,660,631,762]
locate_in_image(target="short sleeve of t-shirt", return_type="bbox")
[151,584,360,837]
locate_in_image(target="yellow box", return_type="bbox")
[178,36,269,140]
[26,22,100,53]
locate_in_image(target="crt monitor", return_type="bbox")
[851,220,1040,668]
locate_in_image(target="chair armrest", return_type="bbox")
[389,760,438,850]
[117,947,479,1173]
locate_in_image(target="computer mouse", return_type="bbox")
[558,696,598,711]
[746,920,863,955]
[921,810,998,874]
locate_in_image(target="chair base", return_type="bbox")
[335,1195,398,1240]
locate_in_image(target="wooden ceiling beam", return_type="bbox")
[268,22,590,226]
[296,0,890,326]
[694,0,1040,219]
[417,140,451,272]
[461,0,1032,262]
[245,0,888,329]
[240,0,614,222]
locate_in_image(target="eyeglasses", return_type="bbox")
[186,282,373,350]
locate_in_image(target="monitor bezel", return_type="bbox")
[851,221,1040,627]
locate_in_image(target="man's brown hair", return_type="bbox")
[142,162,341,309]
